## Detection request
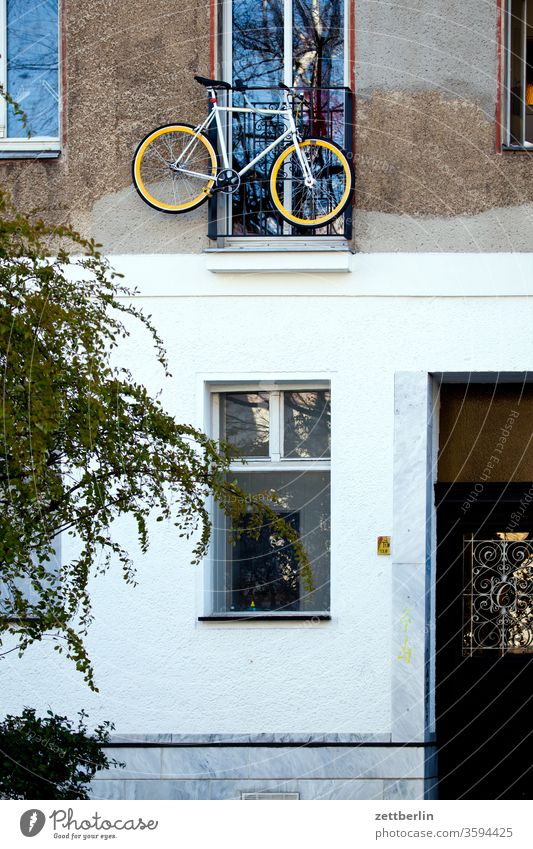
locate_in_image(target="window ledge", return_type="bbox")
[204,249,352,274]
[0,149,61,160]
[199,614,331,621]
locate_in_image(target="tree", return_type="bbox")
[0,189,312,689]
[0,708,123,799]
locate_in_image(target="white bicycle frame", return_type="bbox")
[174,87,315,186]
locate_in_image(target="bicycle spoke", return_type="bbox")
[135,127,215,210]
[272,141,349,226]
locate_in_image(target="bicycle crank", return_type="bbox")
[214,169,241,194]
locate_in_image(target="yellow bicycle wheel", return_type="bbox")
[270,138,353,228]
[132,124,217,213]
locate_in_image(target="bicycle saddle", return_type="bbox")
[194,75,232,90]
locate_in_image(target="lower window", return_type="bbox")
[210,384,331,615]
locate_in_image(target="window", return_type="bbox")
[215,0,351,238]
[209,384,331,615]
[504,0,533,148]
[0,539,60,619]
[0,0,60,154]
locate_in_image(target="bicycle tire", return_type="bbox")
[132,124,217,214]
[269,138,353,228]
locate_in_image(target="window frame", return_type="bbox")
[202,380,332,619]
[214,0,351,245]
[0,0,61,155]
[502,0,533,150]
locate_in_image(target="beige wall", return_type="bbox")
[2,1,532,253]
[1,0,210,253]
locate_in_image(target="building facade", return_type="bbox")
[2,0,533,800]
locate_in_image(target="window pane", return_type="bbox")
[221,393,270,457]
[283,390,331,458]
[215,471,330,612]
[232,0,284,87]
[293,0,344,88]
[231,0,284,235]
[6,0,59,138]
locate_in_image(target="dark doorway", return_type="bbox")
[436,483,533,799]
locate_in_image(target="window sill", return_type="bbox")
[204,248,352,274]
[0,149,61,160]
[501,145,533,153]
[199,613,331,621]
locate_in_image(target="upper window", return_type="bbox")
[0,0,60,152]
[210,384,331,615]
[231,0,345,90]
[504,0,533,148]
[216,0,351,238]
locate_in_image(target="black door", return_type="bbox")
[436,483,533,800]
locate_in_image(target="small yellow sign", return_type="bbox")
[377,536,391,556]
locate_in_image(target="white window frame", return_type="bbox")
[204,380,331,617]
[0,0,61,154]
[217,0,350,246]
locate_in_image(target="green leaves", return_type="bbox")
[0,707,123,799]
[0,189,313,691]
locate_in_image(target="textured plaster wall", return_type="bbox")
[1,0,211,252]
[353,1,533,250]
[356,0,497,107]
[3,1,533,251]
[3,256,533,734]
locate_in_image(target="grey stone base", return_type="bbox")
[91,741,438,800]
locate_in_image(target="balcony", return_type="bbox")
[207,86,354,246]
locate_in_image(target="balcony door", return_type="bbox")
[221,0,348,235]
[228,0,346,89]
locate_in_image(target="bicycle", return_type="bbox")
[132,75,354,228]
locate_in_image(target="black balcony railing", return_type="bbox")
[208,86,353,241]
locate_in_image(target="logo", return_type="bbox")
[20,809,46,837]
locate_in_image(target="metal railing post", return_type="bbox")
[207,95,218,241]
[344,87,354,241]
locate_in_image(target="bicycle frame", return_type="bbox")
[174,88,314,185]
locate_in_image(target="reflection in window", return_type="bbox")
[232,0,283,88]
[232,0,344,88]
[229,0,346,235]
[222,471,330,612]
[220,393,270,457]
[283,390,331,458]
[231,510,301,611]
[212,385,331,614]
[6,0,59,138]
[293,0,344,88]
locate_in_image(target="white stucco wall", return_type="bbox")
[3,253,533,736]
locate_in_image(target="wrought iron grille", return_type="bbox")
[463,537,533,655]
[207,86,353,240]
